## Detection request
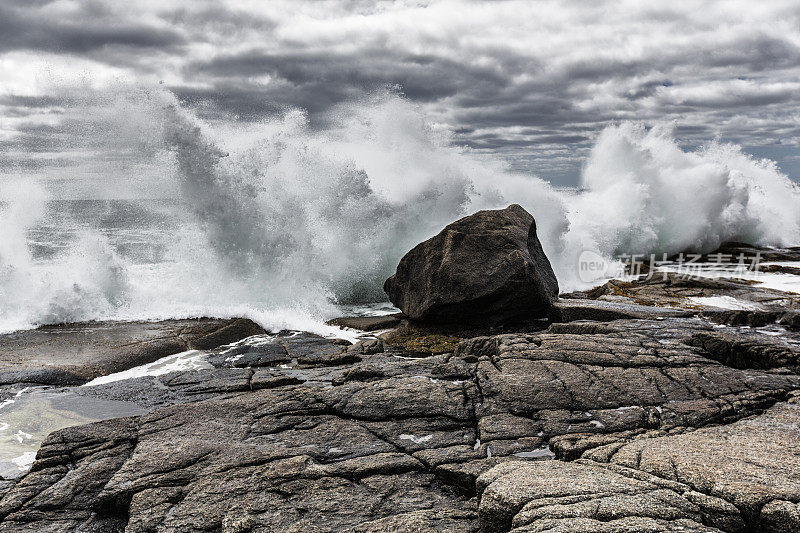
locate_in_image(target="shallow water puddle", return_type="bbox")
[0,388,146,478]
[0,329,369,479]
[0,346,228,478]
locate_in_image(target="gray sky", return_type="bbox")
[1,0,800,188]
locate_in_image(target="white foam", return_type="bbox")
[10,452,36,469]
[688,296,762,310]
[84,350,212,386]
[399,434,433,445]
[14,430,32,443]
[0,388,30,413]
[751,272,800,295]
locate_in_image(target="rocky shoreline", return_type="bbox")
[2,206,800,532]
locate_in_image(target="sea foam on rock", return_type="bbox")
[383,204,559,325]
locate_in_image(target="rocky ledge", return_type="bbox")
[2,206,800,532]
[1,309,800,531]
[0,318,266,387]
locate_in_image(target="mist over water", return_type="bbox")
[1,87,799,334]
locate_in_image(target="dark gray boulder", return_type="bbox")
[383,204,558,324]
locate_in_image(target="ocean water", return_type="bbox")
[1,88,800,334]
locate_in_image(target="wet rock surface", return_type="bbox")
[576,272,800,312]
[686,328,800,371]
[325,314,403,331]
[550,298,694,322]
[3,306,800,531]
[0,318,265,387]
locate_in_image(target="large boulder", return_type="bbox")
[384,204,558,324]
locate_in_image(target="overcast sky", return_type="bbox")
[2,0,800,188]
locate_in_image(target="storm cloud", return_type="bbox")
[1,0,800,186]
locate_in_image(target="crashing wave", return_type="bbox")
[0,86,798,333]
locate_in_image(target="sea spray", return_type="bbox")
[158,92,566,306]
[564,122,800,265]
[0,180,50,332]
[0,182,130,332]
[1,85,799,333]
